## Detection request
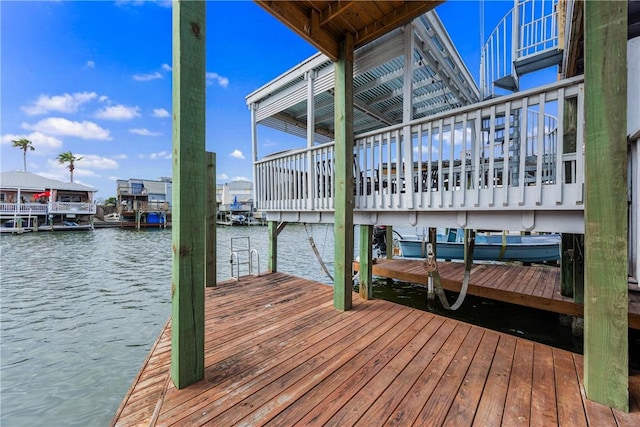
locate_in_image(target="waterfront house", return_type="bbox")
[113,0,640,422]
[116,177,172,228]
[216,180,255,224]
[0,170,97,230]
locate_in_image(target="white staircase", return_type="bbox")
[480,0,563,99]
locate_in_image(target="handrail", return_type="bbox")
[249,249,260,276]
[480,0,559,99]
[254,77,584,215]
[230,252,240,280]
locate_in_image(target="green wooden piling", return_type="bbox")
[171,0,206,390]
[206,152,216,287]
[333,34,355,311]
[268,220,277,273]
[359,225,373,300]
[560,98,582,298]
[386,226,394,259]
[584,0,628,411]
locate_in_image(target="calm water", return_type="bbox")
[1,225,636,426]
[0,224,341,426]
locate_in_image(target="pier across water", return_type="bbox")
[354,259,640,330]
[112,272,640,426]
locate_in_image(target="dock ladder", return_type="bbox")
[230,236,261,280]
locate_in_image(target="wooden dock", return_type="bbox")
[112,272,640,426]
[354,259,640,330]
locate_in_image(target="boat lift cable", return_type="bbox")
[423,230,476,311]
[303,222,334,282]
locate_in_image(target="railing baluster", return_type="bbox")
[576,83,585,205]
[417,125,424,208]
[488,105,496,207]
[395,129,402,208]
[555,89,564,205]
[460,113,468,207]
[438,119,444,208]
[536,92,546,205]
[473,111,481,207]
[386,131,392,209]
[448,116,455,207]
[503,101,511,206]
[519,97,528,205]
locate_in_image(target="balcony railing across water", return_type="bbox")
[255,77,584,218]
[0,202,96,215]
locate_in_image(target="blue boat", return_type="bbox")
[397,229,561,263]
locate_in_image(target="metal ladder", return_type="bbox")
[230,236,260,280]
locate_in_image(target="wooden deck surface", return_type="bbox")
[355,259,640,330]
[112,272,640,426]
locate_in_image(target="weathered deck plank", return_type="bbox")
[112,273,640,426]
[357,259,640,329]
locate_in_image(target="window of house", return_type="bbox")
[132,183,144,195]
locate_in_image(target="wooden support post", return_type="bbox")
[359,225,373,300]
[429,227,437,258]
[386,226,394,259]
[268,220,277,273]
[560,96,583,298]
[584,0,628,411]
[171,0,206,390]
[205,152,216,287]
[333,33,355,311]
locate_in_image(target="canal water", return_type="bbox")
[0,225,637,426]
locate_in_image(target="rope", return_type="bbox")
[303,222,334,282]
[423,230,475,311]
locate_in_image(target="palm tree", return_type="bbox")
[12,138,35,172]
[57,151,83,183]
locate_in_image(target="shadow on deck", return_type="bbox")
[112,272,639,426]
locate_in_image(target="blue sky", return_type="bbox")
[1,0,523,200]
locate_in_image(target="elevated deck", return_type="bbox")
[256,77,585,234]
[112,273,640,426]
[355,259,640,330]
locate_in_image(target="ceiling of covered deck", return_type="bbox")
[255,1,444,62]
[248,4,480,145]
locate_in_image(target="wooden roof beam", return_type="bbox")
[255,1,341,61]
[354,1,444,48]
[320,1,356,26]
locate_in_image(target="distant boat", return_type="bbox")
[397,229,561,263]
[104,213,121,221]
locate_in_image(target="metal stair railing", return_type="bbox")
[480,0,560,99]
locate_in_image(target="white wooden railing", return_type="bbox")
[255,77,584,219]
[49,202,96,214]
[0,203,48,214]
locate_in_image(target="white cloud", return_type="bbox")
[21,91,98,115]
[206,72,229,88]
[232,176,250,182]
[86,60,95,69]
[162,63,172,71]
[152,108,170,118]
[112,154,128,160]
[22,117,111,140]
[1,132,63,152]
[130,128,161,136]
[148,151,172,160]
[98,95,109,103]
[218,173,229,180]
[94,105,141,120]
[230,149,245,159]
[133,71,163,81]
[74,154,119,170]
